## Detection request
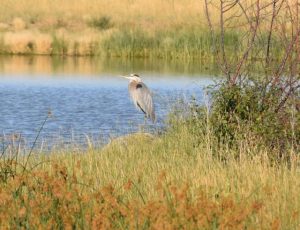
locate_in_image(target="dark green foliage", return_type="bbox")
[171,74,299,160]
[51,35,68,55]
[88,16,113,30]
[194,81,300,158]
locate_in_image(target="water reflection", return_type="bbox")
[0,56,217,149]
[0,56,219,76]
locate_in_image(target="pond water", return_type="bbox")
[0,56,217,149]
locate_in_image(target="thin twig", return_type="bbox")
[22,114,50,172]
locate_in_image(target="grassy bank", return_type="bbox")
[1,118,299,229]
[0,27,228,58]
[0,0,285,58]
[0,27,285,59]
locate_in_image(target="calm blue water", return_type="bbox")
[0,57,214,149]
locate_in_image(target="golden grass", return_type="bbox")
[1,0,283,32]
[0,0,204,31]
[3,31,51,54]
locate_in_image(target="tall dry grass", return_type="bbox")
[1,120,299,228]
[0,0,204,31]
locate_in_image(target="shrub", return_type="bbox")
[185,81,300,160]
[88,16,113,30]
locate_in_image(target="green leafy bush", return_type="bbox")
[186,81,300,159]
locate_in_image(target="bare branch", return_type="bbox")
[265,0,277,66]
[223,0,239,13]
[231,0,261,85]
[220,0,231,79]
[273,28,300,85]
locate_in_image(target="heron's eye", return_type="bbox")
[136,84,142,89]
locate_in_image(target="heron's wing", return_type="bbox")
[129,82,155,122]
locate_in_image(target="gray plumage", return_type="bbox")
[124,74,155,122]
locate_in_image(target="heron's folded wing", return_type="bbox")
[130,82,155,121]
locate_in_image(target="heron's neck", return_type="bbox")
[130,79,142,83]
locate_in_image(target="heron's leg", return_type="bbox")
[137,124,142,132]
[138,116,147,132]
[137,116,144,133]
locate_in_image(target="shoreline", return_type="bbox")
[0,28,285,62]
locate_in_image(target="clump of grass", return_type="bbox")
[11,17,26,31]
[88,16,113,30]
[51,34,68,55]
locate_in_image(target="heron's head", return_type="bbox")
[122,74,142,82]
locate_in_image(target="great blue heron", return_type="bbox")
[122,74,155,123]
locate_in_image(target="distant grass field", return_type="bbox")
[0,0,205,56]
[1,117,299,229]
[0,0,278,58]
[0,0,206,29]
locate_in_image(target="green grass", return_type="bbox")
[102,29,216,59]
[51,34,68,55]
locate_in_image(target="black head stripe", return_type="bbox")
[133,74,140,78]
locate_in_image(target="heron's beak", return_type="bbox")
[120,75,130,80]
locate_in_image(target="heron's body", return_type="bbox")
[123,74,155,122]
